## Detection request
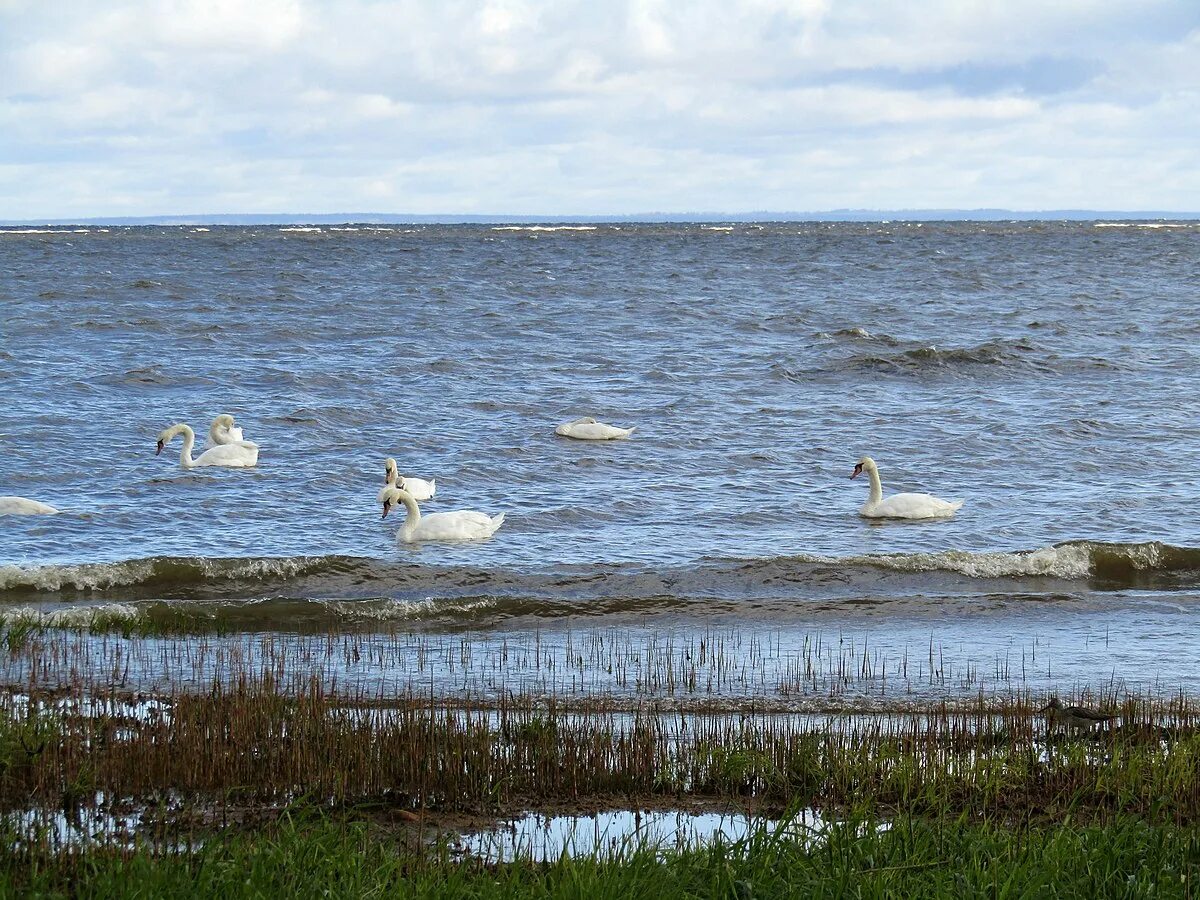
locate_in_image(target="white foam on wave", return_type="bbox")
[855,544,1094,579]
[279,226,322,233]
[701,225,735,231]
[749,543,1111,581]
[2,228,63,234]
[0,555,330,593]
[1094,222,1194,229]
[324,596,496,621]
[491,225,597,232]
[0,561,157,592]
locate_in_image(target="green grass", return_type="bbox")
[1,810,1198,898]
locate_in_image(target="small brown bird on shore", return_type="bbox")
[1040,697,1118,733]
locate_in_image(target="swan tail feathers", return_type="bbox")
[489,513,506,532]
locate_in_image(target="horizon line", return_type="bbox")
[4,208,1200,226]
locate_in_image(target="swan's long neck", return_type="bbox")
[177,425,197,468]
[208,420,226,445]
[866,465,883,505]
[396,492,421,536]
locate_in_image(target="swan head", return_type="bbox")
[214,414,236,429]
[380,485,415,519]
[851,456,877,479]
[156,424,185,455]
[384,457,397,484]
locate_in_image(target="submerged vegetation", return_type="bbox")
[0,616,1102,706]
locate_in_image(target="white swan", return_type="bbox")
[157,423,259,468]
[0,496,59,515]
[555,417,636,440]
[851,456,962,519]
[380,486,504,543]
[201,414,247,450]
[377,457,436,502]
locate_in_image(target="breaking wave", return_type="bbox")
[0,555,346,594]
[1,542,1196,602]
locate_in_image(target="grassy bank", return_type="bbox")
[2,810,1197,898]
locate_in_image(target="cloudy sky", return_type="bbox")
[1,0,1198,218]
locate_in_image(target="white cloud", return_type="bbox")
[0,0,1197,217]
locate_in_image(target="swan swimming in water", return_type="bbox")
[157,423,259,468]
[380,485,504,543]
[377,457,435,502]
[851,456,962,519]
[0,496,59,515]
[201,414,246,450]
[555,417,636,440]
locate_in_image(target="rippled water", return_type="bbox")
[2,222,1198,687]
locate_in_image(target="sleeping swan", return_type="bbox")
[0,496,59,515]
[157,423,259,469]
[201,414,247,450]
[851,456,962,519]
[555,417,635,440]
[378,457,436,502]
[381,486,504,543]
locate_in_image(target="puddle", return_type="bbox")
[454,808,843,862]
[3,791,201,852]
[5,798,143,851]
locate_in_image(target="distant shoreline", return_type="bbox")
[3,209,1200,226]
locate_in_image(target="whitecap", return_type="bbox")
[490,225,597,232]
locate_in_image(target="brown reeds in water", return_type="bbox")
[2,675,1200,850]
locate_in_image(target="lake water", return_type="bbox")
[2,221,1198,697]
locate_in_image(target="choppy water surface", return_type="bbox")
[1,222,1198,691]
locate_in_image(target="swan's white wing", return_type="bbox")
[869,492,961,519]
[398,476,436,501]
[409,510,504,541]
[0,496,59,515]
[558,422,635,440]
[193,441,259,468]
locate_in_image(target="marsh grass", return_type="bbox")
[2,620,1198,893]
[2,674,1199,852]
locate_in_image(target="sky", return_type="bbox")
[1,0,1198,218]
